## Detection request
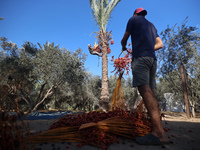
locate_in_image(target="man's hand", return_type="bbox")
[122,46,127,51]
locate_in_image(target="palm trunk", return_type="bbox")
[99,30,109,111]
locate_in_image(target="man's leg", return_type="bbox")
[138,84,169,143]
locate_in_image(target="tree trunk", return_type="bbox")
[21,95,33,114]
[190,98,196,118]
[15,96,19,113]
[191,104,196,118]
[99,30,109,111]
[36,82,47,104]
[31,86,53,112]
[73,103,79,111]
[180,64,191,118]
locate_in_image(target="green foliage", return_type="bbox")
[0,38,91,112]
[0,37,18,57]
[22,41,38,56]
[122,76,137,109]
[157,17,199,76]
[89,0,121,30]
[0,38,34,85]
[108,74,118,97]
[156,17,200,113]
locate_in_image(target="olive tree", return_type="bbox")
[157,18,200,117]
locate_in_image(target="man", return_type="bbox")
[121,7,169,145]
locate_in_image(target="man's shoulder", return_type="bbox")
[128,16,135,21]
[147,20,157,30]
[129,16,142,20]
[128,16,147,23]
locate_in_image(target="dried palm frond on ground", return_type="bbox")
[28,109,151,149]
[28,126,82,143]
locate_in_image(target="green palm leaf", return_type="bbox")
[90,0,121,30]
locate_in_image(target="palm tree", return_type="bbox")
[89,0,121,111]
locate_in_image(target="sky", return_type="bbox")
[0,0,200,77]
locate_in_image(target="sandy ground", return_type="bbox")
[25,111,200,150]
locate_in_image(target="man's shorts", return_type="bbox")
[131,56,157,88]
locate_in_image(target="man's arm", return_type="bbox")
[155,37,163,51]
[121,31,130,50]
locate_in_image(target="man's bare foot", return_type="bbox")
[135,133,171,145]
[152,131,170,143]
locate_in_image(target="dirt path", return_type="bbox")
[27,111,200,150]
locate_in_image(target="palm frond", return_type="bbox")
[90,0,121,30]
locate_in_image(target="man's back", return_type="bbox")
[126,16,158,59]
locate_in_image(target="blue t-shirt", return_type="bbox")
[126,16,159,59]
